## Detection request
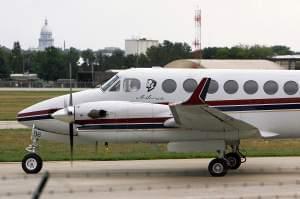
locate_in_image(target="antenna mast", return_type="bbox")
[193,8,202,59]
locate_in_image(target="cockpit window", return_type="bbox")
[100,75,119,91]
[123,78,141,92]
[109,80,120,92]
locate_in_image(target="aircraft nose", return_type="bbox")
[16,95,66,127]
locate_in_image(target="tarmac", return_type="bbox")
[1,157,300,199]
[0,121,27,129]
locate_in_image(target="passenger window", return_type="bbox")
[224,80,238,94]
[162,79,177,93]
[123,78,141,92]
[183,79,197,93]
[208,79,219,94]
[243,80,258,95]
[109,80,120,92]
[263,80,278,95]
[284,81,298,95]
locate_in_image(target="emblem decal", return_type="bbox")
[146,79,157,92]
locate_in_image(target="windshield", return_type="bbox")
[100,75,119,91]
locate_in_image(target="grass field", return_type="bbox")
[0,91,68,120]
[1,129,300,162]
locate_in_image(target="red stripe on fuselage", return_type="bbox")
[17,108,60,118]
[207,98,300,106]
[75,117,171,125]
[16,97,300,120]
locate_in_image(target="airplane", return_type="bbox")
[17,67,300,176]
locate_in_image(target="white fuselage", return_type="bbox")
[17,68,300,144]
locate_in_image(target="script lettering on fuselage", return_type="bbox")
[136,94,164,101]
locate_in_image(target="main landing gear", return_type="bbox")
[208,146,246,177]
[22,125,43,174]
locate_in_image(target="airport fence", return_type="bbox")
[0,80,94,88]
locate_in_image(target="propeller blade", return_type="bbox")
[68,63,74,165]
[69,63,73,106]
[69,122,74,164]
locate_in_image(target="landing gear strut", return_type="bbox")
[22,125,43,174]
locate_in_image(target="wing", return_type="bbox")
[169,78,260,138]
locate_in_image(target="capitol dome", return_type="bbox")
[38,19,54,50]
[41,19,52,34]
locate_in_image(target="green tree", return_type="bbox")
[0,47,11,78]
[146,40,192,66]
[202,47,219,59]
[216,47,230,59]
[248,45,273,59]
[9,41,23,73]
[137,54,150,67]
[65,47,80,78]
[81,49,95,68]
[104,50,125,69]
[271,45,293,55]
[37,47,66,81]
[229,45,249,59]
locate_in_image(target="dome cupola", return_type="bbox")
[38,18,54,50]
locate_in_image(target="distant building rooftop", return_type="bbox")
[10,73,39,81]
[271,55,300,60]
[270,55,300,70]
[165,59,284,70]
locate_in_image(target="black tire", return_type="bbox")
[22,153,43,174]
[208,158,228,177]
[225,152,241,170]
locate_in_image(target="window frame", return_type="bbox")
[123,78,141,92]
[109,80,120,92]
[243,80,259,95]
[100,75,119,92]
[162,79,177,93]
[223,80,239,94]
[207,79,219,94]
[283,80,298,95]
[263,80,279,95]
[183,78,197,93]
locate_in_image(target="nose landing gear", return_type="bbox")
[22,153,43,174]
[22,125,43,174]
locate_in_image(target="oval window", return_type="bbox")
[162,79,177,93]
[284,81,298,95]
[224,80,239,94]
[183,79,197,93]
[208,79,219,94]
[263,80,278,95]
[243,80,258,95]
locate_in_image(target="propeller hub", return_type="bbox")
[52,107,75,123]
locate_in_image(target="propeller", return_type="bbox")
[51,63,75,164]
[68,63,75,164]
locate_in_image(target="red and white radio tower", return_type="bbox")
[193,9,202,59]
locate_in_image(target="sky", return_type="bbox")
[1,0,300,51]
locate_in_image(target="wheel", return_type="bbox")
[225,152,241,170]
[22,153,43,174]
[208,158,228,177]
